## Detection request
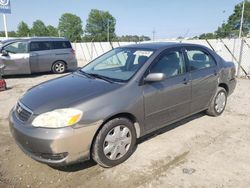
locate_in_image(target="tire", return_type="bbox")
[206,87,227,117]
[52,61,66,74]
[92,118,137,168]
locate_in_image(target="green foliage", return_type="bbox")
[17,21,30,37]
[47,25,58,37]
[84,9,116,42]
[58,13,83,42]
[197,1,250,39]
[31,20,48,36]
[198,33,216,39]
[215,1,250,38]
[201,1,250,39]
[0,31,17,37]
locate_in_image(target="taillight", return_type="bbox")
[71,49,75,54]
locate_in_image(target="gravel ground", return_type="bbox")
[0,73,250,188]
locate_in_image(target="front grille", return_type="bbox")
[15,102,32,122]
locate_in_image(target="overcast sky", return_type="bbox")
[0,0,243,39]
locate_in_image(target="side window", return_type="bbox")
[4,42,28,53]
[30,42,52,52]
[186,49,216,71]
[52,41,71,49]
[150,51,186,77]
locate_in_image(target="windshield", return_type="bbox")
[81,48,154,82]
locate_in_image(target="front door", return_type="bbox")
[184,47,218,113]
[143,49,191,132]
[1,41,30,75]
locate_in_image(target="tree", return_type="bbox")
[31,20,48,36]
[58,13,83,42]
[0,31,17,37]
[198,33,216,39]
[17,21,30,37]
[215,1,250,38]
[197,1,250,38]
[47,25,58,37]
[84,9,116,42]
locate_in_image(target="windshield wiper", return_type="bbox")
[77,69,95,79]
[77,70,123,83]
[87,73,114,83]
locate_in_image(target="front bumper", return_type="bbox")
[9,108,102,166]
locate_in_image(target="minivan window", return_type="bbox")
[186,49,216,71]
[30,41,52,52]
[150,51,186,77]
[52,41,71,49]
[4,42,28,54]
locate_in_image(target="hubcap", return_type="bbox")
[103,125,132,160]
[215,92,226,113]
[55,63,65,73]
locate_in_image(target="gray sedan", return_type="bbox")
[9,42,236,168]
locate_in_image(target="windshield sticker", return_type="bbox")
[134,51,153,57]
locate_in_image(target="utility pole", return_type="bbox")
[152,29,156,41]
[107,19,110,42]
[3,14,8,38]
[239,0,245,38]
[237,0,246,77]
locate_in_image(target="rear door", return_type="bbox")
[29,41,54,73]
[184,47,218,113]
[52,41,76,68]
[1,41,30,75]
[143,48,191,132]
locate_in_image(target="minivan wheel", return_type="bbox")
[92,118,137,168]
[206,87,227,116]
[52,61,66,74]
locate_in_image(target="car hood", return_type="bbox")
[20,73,121,114]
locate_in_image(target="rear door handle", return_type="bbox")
[214,70,218,76]
[183,78,189,85]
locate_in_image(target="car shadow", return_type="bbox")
[50,159,97,172]
[3,72,55,79]
[137,112,206,144]
[2,70,77,79]
[52,112,206,172]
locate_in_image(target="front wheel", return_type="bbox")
[206,87,227,116]
[92,118,137,168]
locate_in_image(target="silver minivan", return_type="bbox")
[0,37,77,75]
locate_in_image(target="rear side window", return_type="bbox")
[186,49,216,71]
[30,42,52,51]
[52,41,72,49]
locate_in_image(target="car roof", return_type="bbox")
[121,42,206,50]
[1,37,69,43]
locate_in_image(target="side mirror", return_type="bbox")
[144,73,166,83]
[2,50,9,56]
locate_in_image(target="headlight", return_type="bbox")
[32,108,83,128]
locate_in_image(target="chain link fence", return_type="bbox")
[72,39,250,77]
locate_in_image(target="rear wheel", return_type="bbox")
[52,61,66,74]
[206,87,227,116]
[92,118,137,168]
